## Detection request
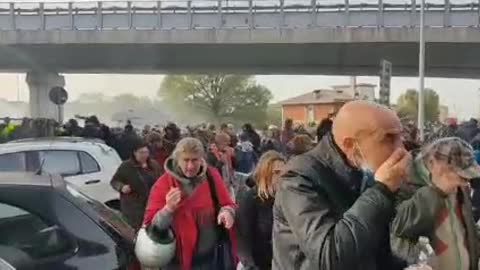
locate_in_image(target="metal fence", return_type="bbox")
[0,0,479,30]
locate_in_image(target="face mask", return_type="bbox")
[353,142,374,175]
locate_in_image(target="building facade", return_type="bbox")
[279,83,377,125]
[331,83,376,101]
[280,89,352,125]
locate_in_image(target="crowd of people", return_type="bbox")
[103,101,480,270]
[2,101,480,270]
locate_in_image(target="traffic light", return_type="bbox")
[379,59,392,107]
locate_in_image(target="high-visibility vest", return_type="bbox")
[1,123,16,137]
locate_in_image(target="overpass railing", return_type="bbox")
[0,0,479,30]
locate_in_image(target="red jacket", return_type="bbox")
[143,167,237,270]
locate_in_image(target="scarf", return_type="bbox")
[143,166,237,270]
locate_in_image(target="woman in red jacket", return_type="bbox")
[143,137,237,270]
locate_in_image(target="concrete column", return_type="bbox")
[26,71,65,122]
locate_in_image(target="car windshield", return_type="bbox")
[65,184,135,243]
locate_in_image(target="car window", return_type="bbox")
[0,202,73,260]
[0,153,26,172]
[79,152,100,174]
[39,151,80,176]
[65,185,135,243]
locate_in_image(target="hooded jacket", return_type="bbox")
[391,157,480,270]
[143,158,237,270]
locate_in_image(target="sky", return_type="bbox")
[0,0,478,120]
[0,73,479,121]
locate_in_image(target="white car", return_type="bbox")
[0,137,121,209]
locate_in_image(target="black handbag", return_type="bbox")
[206,172,236,270]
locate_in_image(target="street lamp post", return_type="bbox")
[418,0,426,140]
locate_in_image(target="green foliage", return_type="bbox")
[396,89,440,122]
[266,104,282,127]
[158,75,273,126]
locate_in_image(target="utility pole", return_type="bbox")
[417,0,426,141]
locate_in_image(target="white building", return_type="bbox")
[331,83,376,102]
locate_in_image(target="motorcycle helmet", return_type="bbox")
[135,225,176,268]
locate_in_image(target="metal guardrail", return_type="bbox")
[0,0,479,30]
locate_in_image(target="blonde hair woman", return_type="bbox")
[236,151,286,270]
[143,137,238,270]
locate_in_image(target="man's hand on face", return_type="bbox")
[374,148,412,192]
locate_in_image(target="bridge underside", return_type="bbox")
[0,29,479,77]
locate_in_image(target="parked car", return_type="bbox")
[0,137,121,209]
[0,258,15,270]
[0,172,139,270]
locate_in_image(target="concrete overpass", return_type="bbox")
[1,0,479,119]
[3,28,480,77]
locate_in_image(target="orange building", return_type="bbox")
[279,89,353,125]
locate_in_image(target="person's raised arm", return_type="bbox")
[277,148,410,270]
[277,174,396,270]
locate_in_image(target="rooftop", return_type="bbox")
[331,83,376,89]
[9,136,105,144]
[0,136,114,155]
[279,89,353,105]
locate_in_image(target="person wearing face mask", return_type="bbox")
[272,100,410,270]
[391,137,480,270]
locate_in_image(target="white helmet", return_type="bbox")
[135,225,176,268]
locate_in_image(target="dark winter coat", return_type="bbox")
[81,125,104,139]
[458,121,480,143]
[110,159,162,229]
[235,141,258,174]
[237,188,274,270]
[272,134,406,270]
[241,130,261,153]
[316,118,333,141]
[260,138,283,154]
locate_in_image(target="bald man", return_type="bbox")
[272,101,410,270]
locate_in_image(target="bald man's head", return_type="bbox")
[332,100,403,172]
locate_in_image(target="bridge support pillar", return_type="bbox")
[26,71,65,122]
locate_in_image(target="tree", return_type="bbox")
[266,104,282,127]
[396,89,440,123]
[158,75,273,126]
[69,92,169,126]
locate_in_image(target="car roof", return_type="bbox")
[9,136,105,144]
[0,137,111,154]
[0,172,63,188]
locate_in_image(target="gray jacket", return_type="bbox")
[272,134,406,270]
